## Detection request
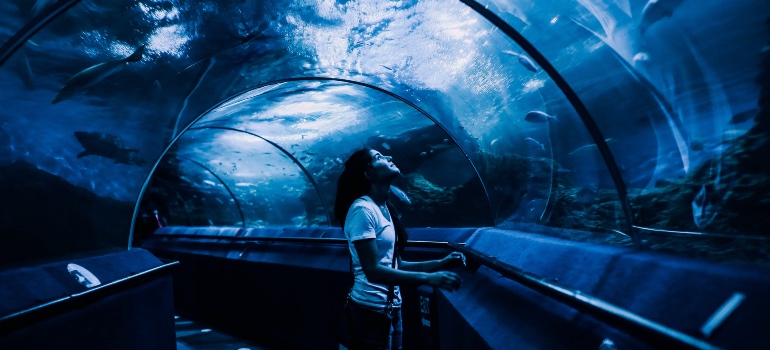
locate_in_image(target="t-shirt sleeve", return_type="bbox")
[345,204,377,242]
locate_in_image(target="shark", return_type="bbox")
[74,131,146,166]
[52,45,145,104]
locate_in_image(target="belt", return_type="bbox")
[347,295,402,313]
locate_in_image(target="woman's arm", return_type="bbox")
[398,252,465,273]
[354,239,461,291]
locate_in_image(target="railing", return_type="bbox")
[448,243,722,350]
[147,232,726,349]
[0,260,179,334]
[150,231,457,249]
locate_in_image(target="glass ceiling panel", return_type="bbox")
[139,157,238,228]
[188,79,491,228]
[170,127,326,228]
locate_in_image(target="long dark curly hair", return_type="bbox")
[334,148,408,252]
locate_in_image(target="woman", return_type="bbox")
[334,148,465,350]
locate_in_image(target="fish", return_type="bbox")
[598,339,617,350]
[568,138,616,156]
[728,109,757,125]
[722,129,747,141]
[633,52,650,63]
[524,110,558,123]
[524,137,545,151]
[575,187,596,204]
[52,45,145,104]
[639,0,685,34]
[419,151,427,157]
[389,185,412,205]
[382,142,391,150]
[428,143,452,151]
[73,131,145,166]
[691,184,717,228]
[503,50,539,73]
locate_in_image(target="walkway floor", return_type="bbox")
[175,315,271,350]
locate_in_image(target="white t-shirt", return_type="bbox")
[344,196,402,309]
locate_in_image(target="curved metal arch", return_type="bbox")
[0,0,81,67]
[216,77,495,224]
[130,77,498,247]
[187,125,333,226]
[175,156,246,228]
[461,0,638,247]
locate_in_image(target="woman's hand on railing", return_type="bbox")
[442,252,466,269]
[426,271,462,291]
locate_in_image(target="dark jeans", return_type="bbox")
[343,299,403,350]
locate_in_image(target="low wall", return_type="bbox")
[144,226,770,350]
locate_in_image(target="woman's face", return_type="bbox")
[368,149,400,180]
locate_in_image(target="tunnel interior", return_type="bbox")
[2,1,770,348]
[1,0,769,268]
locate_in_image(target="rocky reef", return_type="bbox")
[391,172,489,228]
[622,18,770,265]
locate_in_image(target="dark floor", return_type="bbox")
[174,315,272,350]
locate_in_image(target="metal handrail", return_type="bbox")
[0,260,179,334]
[634,225,770,241]
[150,231,458,249]
[129,76,497,249]
[448,243,721,350]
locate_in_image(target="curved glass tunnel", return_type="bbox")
[1,0,769,267]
